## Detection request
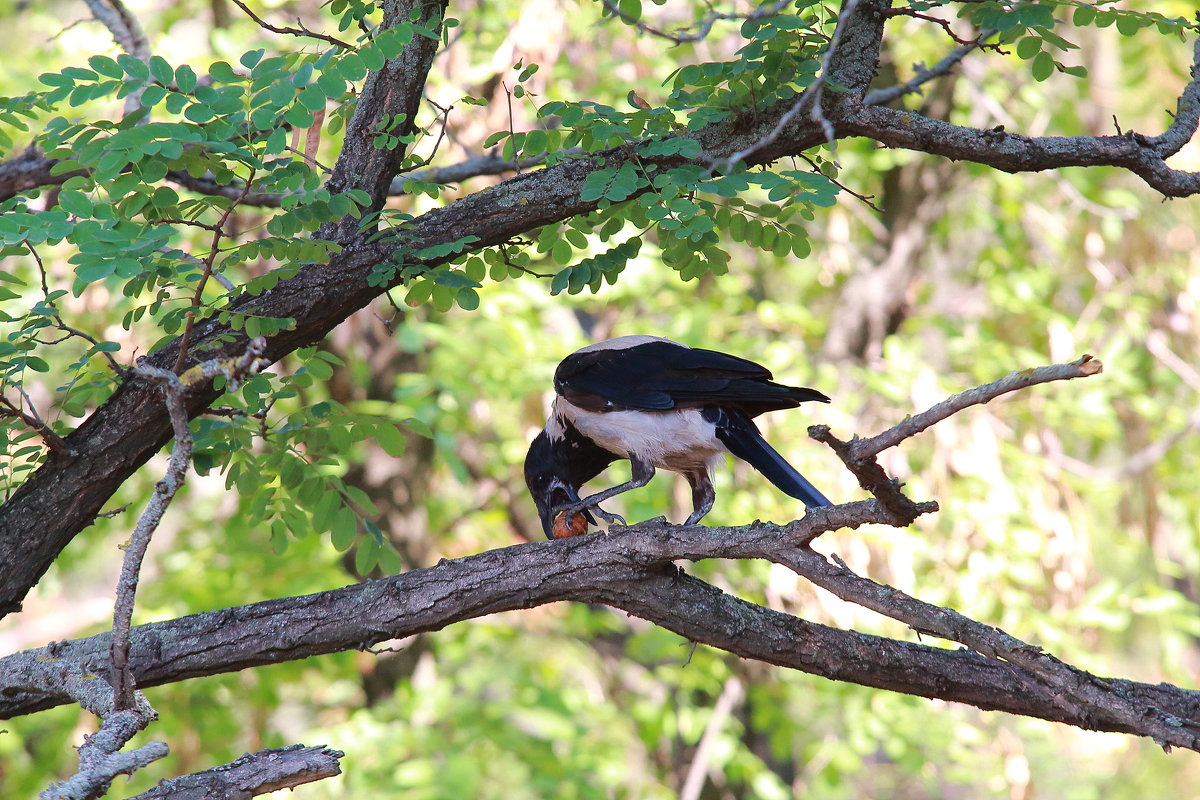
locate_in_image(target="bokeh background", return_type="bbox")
[2,0,1199,797]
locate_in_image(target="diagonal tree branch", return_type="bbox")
[228,0,353,50]
[318,0,449,245]
[863,31,994,106]
[126,744,344,800]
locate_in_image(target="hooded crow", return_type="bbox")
[524,335,831,538]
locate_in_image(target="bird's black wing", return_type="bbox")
[708,407,832,508]
[555,340,828,415]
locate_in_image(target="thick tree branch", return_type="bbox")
[126,745,344,800]
[3,512,1198,747]
[21,644,165,799]
[845,97,1200,198]
[319,0,449,244]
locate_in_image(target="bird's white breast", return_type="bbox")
[552,396,725,473]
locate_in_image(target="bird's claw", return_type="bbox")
[557,499,626,527]
[592,507,626,527]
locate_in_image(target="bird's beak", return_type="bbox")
[541,478,593,539]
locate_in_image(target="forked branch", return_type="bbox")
[7,354,1198,754]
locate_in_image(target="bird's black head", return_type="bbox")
[523,430,593,539]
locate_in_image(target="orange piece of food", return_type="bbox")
[551,509,589,538]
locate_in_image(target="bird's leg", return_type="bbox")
[561,457,656,526]
[683,469,715,526]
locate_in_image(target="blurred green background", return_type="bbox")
[1,0,1199,797]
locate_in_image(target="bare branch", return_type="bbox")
[769,546,1200,752]
[0,389,73,458]
[852,353,1102,458]
[598,0,796,45]
[4,510,1199,748]
[107,367,191,711]
[864,33,993,106]
[13,640,166,799]
[110,340,268,711]
[228,0,353,49]
[126,745,344,800]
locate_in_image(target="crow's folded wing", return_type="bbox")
[554,340,829,415]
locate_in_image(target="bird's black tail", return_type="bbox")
[715,411,832,508]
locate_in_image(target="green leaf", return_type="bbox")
[1115,14,1142,37]
[89,55,123,79]
[149,55,174,85]
[354,540,379,574]
[240,49,265,69]
[58,190,93,217]
[299,85,327,112]
[483,130,510,149]
[455,286,480,310]
[330,507,358,550]
[118,54,150,81]
[375,424,408,457]
[1016,37,1042,61]
[404,279,434,307]
[175,64,197,93]
[76,259,116,283]
[1031,51,1054,82]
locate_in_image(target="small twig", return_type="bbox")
[0,392,74,458]
[282,145,334,175]
[97,503,131,519]
[145,217,224,233]
[798,153,880,212]
[885,7,1006,52]
[851,354,1103,458]
[680,675,742,800]
[502,83,519,175]
[228,0,354,49]
[599,0,794,45]
[499,243,554,279]
[864,30,997,107]
[28,241,124,377]
[173,167,256,374]
[810,354,1101,522]
[711,0,860,173]
[392,99,453,179]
